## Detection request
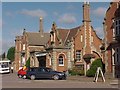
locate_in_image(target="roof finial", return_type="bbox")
[23,28,26,35]
[52,21,57,31]
[40,16,43,21]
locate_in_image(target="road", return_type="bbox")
[1,72,119,89]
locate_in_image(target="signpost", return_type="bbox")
[94,67,105,82]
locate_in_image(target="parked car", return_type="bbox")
[17,67,28,79]
[26,67,66,80]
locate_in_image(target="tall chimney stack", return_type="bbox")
[83,2,91,22]
[39,17,43,36]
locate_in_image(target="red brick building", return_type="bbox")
[103,2,120,78]
[14,18,50,70]
[14,2,102,75]
[46,2,102,74]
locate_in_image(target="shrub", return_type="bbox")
[86,58,103,77]
[68,67,84,76]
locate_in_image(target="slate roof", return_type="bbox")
[57,29,70,44]
[57,26,80,45]
[66,26,80,42]
[26,32,50,46]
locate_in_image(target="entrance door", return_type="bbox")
[37,56,46,67]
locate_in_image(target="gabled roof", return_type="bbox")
[66,26,80,42]
[57,29,70,44]
[26,32,50,46]
[57,26,80,45]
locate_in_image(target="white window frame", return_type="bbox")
[58,56,64,66]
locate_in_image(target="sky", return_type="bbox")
[1,2,110,54]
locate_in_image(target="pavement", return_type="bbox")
[67,75,118,83]
[67,75,119,89]
[1,72,119,89]
[12,71,120,84]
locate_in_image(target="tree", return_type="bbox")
[7,47,15,62]
[25,57,30,68]
[1,52,5,59]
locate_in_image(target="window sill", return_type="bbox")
[58,65,64,66]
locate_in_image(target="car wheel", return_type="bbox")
[53,74,59,80]
[30,75,35,80]
[23,75,26,79]
[18,74,22,78]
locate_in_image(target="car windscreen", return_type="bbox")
[29,68,37,72]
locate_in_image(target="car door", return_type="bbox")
[36,68,44,78]
[42,68,52,78]
[37,68,52,79]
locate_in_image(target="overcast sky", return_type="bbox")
[1,2,110,54]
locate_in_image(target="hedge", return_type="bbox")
[86,58,104,77]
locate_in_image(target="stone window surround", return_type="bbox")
[58,55,64,66]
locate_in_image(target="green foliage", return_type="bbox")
[1,52,5,59]
[68,67,84,76]
[25,57,30,68]
[7,47,15,62]
[86,58,103,77]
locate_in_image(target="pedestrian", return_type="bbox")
[11,66,13,73]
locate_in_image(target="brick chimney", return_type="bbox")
[83,2,91,22]
[83,2,91,54]
[39,17,43,36]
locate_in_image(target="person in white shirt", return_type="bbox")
[11,66,13,73]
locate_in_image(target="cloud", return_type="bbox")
[5,12,14,17]
[20,9,47,18]
[10,28,23,37]
[67,5,75,10]
[92,7,107,17]
[53,12,59,16]
[58,13,76,24]
[2,28,23,54]
[94,27,104,39]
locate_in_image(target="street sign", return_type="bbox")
[94,67,105,82]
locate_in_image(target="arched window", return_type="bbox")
[58,56,64,66]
